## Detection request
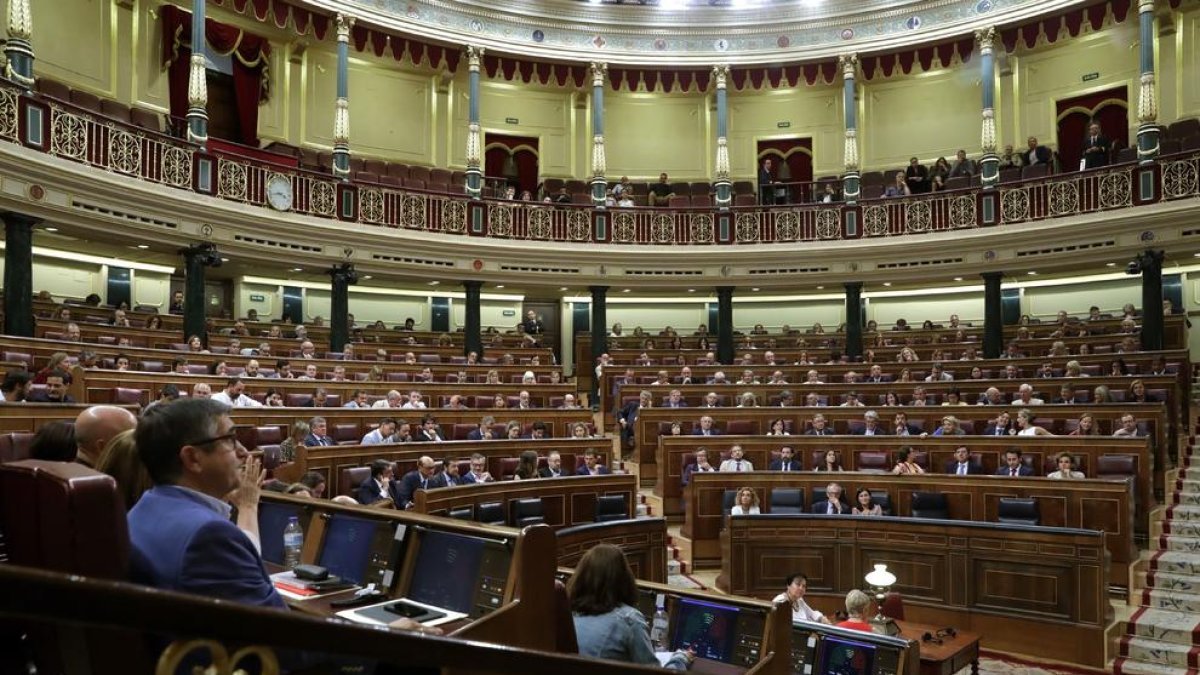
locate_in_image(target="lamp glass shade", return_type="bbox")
[864,564,896,588]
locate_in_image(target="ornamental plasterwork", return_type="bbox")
[314,0,1079,66]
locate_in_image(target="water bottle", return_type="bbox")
[649,595,669,651]
[282,516,303,570]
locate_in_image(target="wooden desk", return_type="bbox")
[897,621,980,675]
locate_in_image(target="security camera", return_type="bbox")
[1126,260,1141,275]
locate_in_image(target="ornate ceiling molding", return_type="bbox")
[300,0,1085,65]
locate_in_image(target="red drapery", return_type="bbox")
[756,138,814,202]
[161,4,271,146]
[1055,86,1129,170]
[484,134,540,195]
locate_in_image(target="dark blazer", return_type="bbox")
[416,429,443,442]
[576,464,611,476]
[617,401,641,446]
[355,476,388,505]
[852,426,887,436]
[538,466,566,479]
[663,401,689,408]
[982,424,1012,436]
[811,499,849,515]
[1027,144,1052,165]
[465,428,491,441]
[522,318,544,334]
[26,392,75,403]
[758,165,775,204]
[392,470,442,506]
[681,463,715,486]
[943,460,986,475]
[905,164,930,193]
[127,485,284,608]
[692,428,722,437]
[893,424,922,436]
[460,471,491,484]
[303,433,334,447]
[995,465,1034,477]
[805,429,832,436]
[1082,133,1111,169]
[768,459,800,472]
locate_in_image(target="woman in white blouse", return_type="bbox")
[730,487,761,515]
[1015,408,1054,436]
[1047,452,1085,479]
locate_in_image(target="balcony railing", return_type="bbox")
[3,80,1197,246]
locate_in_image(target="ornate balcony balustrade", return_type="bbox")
[4,80,1197,247]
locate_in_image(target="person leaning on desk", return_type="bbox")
[569,544,695,670]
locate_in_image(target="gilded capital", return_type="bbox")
[466,45,484,71]
[838,53,858,80]
[1139,0,1155,13]
[336,14,355,43]
[976,26,995,56]
[590,62,607,88]
[7,0,32,41]
[712,64,729,89]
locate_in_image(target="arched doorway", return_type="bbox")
[755,138,814,204]
[1055,86,1128,170]
[484,134,539,197]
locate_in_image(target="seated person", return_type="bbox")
[768,446,799,472]
[461,453,494,483]
[648,172,674,207]
[772,573,830,624]
[356,459,393,504]
[835,590,875,632]
[1047,452,1085,479]
[996,449,1033,477]
[577,450,611,476]
[811,482,849,514]
[851,488,882,516]
[944,446,984,475]
[730,487,760,515]
[890,446,925,475]
[393,455,441,508]
[1112,413,1146,437]
[718,445,753,472]
[538,451,567,478]
[569,544,693,670]
[682,448,716,486]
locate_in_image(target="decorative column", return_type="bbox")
[2,212,38,337]
[839,54,860,203]
[1136,0,1159,162]
[1138,249,1165,351]
[716,286,734,365]
[589,62,608,207]
[713,65,732,208]
[185,0,209,145]
[328,263,357,353]
[464,281,483,358]
[4,0,34,89]
[977,27,1000,188]
[464,45,485,199]
[332,13,354,179]
[844,282,863,361]
[981,271,1004,359]
[588,285,609,410]
[180,244,221,343]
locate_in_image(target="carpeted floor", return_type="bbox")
[977,651,1111,675]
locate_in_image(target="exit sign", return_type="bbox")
[1082,72,1100,82]
[777,121,791,129]
[249,294,265,301]
[505,117,519,124]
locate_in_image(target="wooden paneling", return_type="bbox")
[414,474,638,530]
[555,519,668,583]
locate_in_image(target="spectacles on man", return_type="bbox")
[189,431,239,449]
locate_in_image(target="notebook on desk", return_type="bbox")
[336,597,468,627]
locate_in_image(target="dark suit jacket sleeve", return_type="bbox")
[768,461,782,471]
[943,461,957,474]
[681,464,695,486]
[575,466,589,476]
[354,477,377,504]
[466,430,482,441]
[182,520,285,609]
[1038,146,1052,163]
[810,501,827,514]
[970,463,986,475]
[395,473,420,505]
[537,467,552,478]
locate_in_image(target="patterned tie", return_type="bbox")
[736,461,743,470]
[958,464,967,476]
[1010,468,1017,477]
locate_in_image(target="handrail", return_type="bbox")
[5,78,1198,246]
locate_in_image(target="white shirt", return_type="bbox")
[401,401,427,409]
[211,391,263,407]
[361,429,393,445]
[372,399,396,408]
[730,505,761,515]
[719,459,753,472]
[772,593,826,624]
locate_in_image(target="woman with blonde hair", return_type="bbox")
[96,429,153,510]
[279,420,310,463]
[730,487,761,515]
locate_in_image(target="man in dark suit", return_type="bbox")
[618,390,651,450]
[27,371,75,403]
[466,416,496,441]
[905,157,930,194]
[805,414,832,436]
[664,389,688,409]
[758,157,777,205]
[995,449,1034,477]
[982,411,1013,436]
[303,416,335,446]
[1025,136,1052,166]
[1081,122,1110,169]
[538,451,566,478]
[768,446,799,472]
[853,410,886,436]
[682,448,717,486]
[943,446,985,475]
[521,309,544,335]
[356,459,393,504]
[892,412,921,436]
[693,415,721,437]
[393,455,438,508]
[576,450,611,476]
[460,453,493,484]
[415,415,443,442]
[127,398,284,609]
[811,482,849,514]
[1055,385,1083,405]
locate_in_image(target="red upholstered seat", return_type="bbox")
[856,451,891,473]
[255,426,284,446]
[339,466,372,498]
[332,423,360,445]
[110,387,145,406]
[725,420,757,435]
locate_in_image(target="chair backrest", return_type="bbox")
[510,498,545,527]
[447,505,474,521]
[594,494,628,522]
[721,489,737,514]
[996,497,1039,526]
[1096,454,1136,479]
[553,579,580,653]
[880,591,905,620]
[869,490,893,516]
[857,451,891,473]
[255,425,284,446]
[725,419,757,435]
[339,466,371,498]
[111,387,145,406]
[769,488,804,514]
[332,423,359,443]
[259,445,283,471]
[910,491,949,519]
[477,501,506,525]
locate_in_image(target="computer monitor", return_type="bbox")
[817,635,877,675]
[669,597,740,663]
[404,528,513,619]
[317,514,398,586]
[257,500,307,565]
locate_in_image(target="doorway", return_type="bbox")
[523,299,560,364]
[756,138,814,204]
[484,133,540,197]
[1055,86,1128,171]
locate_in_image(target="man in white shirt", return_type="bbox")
[361,418,397,445]
[719,445,753,472]
[925,362,953,382]
[1112,413,1145,437]
[773,573,830,624]
[373,390,404,408]
[1015,383,1044,405]
[211,377,263,408]
[401,390,427,409]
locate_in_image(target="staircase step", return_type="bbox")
[1114,655,1200,675]
[1147,569,1200,591]
[1151,552,1200,576]
[1119,635,1200,668]
[1129,607,1200,647]
[1143,588,1200,614]
[1164,521,1200,538]
[1169,504,1200,519]
[1176,479,1200,494]
[1161,535,1200,553]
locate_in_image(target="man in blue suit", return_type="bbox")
[465,416,496,441]
[128,398,284,609]
[303,416,335,446]
[576,450,611,476]
[392,455,442,508]
[995,449,1034,477]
